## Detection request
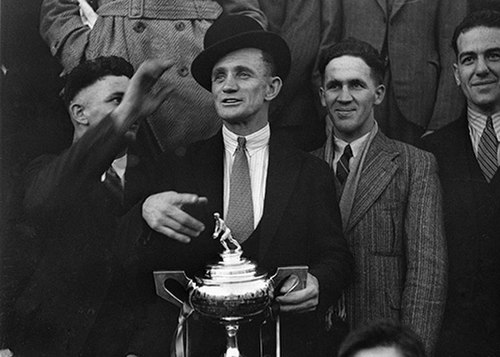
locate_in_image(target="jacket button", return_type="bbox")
[178,66,189,77]
[175,22,186,31]
[133,21,146,33]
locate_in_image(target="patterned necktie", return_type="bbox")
[478,116,499,182]
[336,144,353,185]
[102,166,124,204]
[226,137,254,243]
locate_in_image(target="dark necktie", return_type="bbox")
[336,144,353,185]
[478,116,499,182]
[226,137,254,243]
[102,165,124,204]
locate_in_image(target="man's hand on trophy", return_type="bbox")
[142,191,208,243]
[275,273,319,313]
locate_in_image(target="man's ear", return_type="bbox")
[319,87,326,107]
[264,76,283,101]
[69,103,89,125]
[453,63,461,86]
[374,84,386,105]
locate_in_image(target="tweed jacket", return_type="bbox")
[39,0,265,153]
[313,130,447,355]
[119,131,353,356]
[421,115,500,356]
[256,0,342,150]
[9,118,135,356]
[341,0,466,130]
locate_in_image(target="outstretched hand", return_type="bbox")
[275,273,319,313]
[142,191,208,243]
[112,58,174,132]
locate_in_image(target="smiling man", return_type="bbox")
[312,38,447,356]
[120,14,353,357]
[421,9,500,356]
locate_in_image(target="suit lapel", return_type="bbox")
[258,138,302,261]
[192,133,224,217]
[346,132,399,232]
[390,0,406,20]
[375,0,387,15]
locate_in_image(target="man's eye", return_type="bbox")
[212,73,225,82]
[239,72,250,78]
[488,52,500,61]
[461,56,474,65]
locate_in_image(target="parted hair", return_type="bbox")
[452,9,500,56]
[63,56,134,108]
[318,37,386,85]
[338,320,426,357]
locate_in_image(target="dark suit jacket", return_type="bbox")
[120,131,353,357]
[9,118,134,356]
[313,131,447,355]
[341,0,466,130]
[422,115,500,356]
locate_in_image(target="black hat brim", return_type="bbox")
[191,30,291,91]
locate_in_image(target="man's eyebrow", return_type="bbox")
[485,47,500,54]
[104,91,125,100]
[458,51,477,60]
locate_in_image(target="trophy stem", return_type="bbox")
[224,323,243,357]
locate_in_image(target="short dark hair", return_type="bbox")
[318,37,386,85]
[452,9,500,56]
[338,320,426,357]
[63,56,134,108]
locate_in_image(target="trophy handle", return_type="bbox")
[271,266,308,293]
[153,270,192,308]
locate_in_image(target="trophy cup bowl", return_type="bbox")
[153,213,307,357]
[190,250,274,323]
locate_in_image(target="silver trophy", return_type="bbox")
[153,213,307,357]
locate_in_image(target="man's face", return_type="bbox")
[72,75,130,128]
[352,346,404,357]
[320,55,385,142]
[454,26,500,115]
[211,48,278,132]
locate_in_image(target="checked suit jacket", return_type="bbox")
[313,130,447,355]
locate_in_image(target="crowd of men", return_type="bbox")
[1,2,499,357]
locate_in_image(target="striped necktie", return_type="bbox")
[336,144,353,185]
[478,116,499,182]
[226,137,254,243]
[102,165,124,203]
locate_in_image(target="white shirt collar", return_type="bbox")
[467,107,500,137]
[333,130,372,159]
[222,124,270,157]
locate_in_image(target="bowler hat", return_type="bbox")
[191,14,291,91]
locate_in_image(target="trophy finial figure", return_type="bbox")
[213,213,242,253]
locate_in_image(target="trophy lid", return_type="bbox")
[201,250,267,285]
[200,213,268,285]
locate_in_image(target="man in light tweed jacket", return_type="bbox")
[312,38,447,356]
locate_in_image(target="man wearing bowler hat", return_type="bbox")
[120,14,353,357]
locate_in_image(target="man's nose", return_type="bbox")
[475,56,491,76]
[222,74,238,92]
[338,87,353,102]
